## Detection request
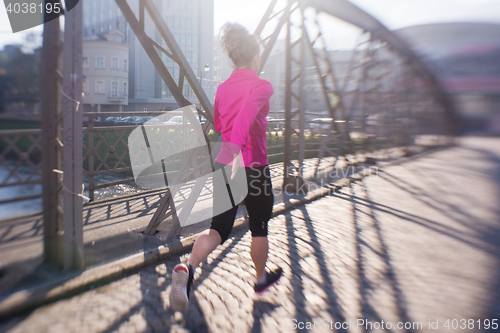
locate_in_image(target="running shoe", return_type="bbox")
[169,263,193,312]
[254,267,283,295]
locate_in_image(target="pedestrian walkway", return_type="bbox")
[0,146,390,293]
[1,137,499,332]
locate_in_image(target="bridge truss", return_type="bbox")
[28,0,456,268]
[113,0,455,237]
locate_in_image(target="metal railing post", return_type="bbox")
[88,116,95,201]
[62,0,85,270]
[283,8,292,184]
[41,14,64,266]
[298,24,306,177]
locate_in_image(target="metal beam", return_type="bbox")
[143,0,214,122]
[283,5,293,183]
[301,0,456,135]
[298,23,306,177]
[41,15,63,266]
[61,0,85,270]
[110,0,456,237]
[115,0,190,109]
[256,0,293,74]
[115,0,219,237]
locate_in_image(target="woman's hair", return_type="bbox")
[220,23,259,68]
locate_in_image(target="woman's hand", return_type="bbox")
[231,153,242,180]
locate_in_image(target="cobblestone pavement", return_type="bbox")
[2,137,500,333]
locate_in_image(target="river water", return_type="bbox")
[0,164,140,220]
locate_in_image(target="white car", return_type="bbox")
[310,118,333,134]
[164,116,185,125]
[164,115,206,125]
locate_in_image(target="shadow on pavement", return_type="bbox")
[250,300,278,333]
[295,207,347,329]
[354,180,414,331]
[356,143,500,323]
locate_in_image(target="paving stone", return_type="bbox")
[2,140,500,333]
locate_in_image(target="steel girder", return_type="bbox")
[302,0,456,135]
[115,0,455,237]
[254,0,455,179]
[115,0,213,122]
[115,0,218,237]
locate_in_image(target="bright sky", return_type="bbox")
[1,0,499,50]
[213,0,500,33]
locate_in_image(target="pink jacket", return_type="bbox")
[214,69,274,167]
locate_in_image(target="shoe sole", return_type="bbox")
[169,269,189,312]
[254,270,283,295]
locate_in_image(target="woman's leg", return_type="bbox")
[251,236,268,282]
[189,168,240,268]
[244,165,275,283]
[170,173,238,312]
[188,229,222,268]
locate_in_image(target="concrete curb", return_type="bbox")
[0,144,452,320]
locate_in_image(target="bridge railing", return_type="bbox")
[82,106,445,203]
[83,111,169,201]
[0,128,43,206]
[0,105,449,210]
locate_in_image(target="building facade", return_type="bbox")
[83,0,214,112]
[82,30,129,112]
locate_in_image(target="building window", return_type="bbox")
[186,35,192,46]
[96,80,105,94]
[92,2,96,25]
[162,83,172,97]
[162,83,167,98]
[111,57,119,69]
[123,59,127,71]
[100,0,104,23]
[96,56,105,69]
[123,82,128,96]
[84,4,89,27]
[83,80,89,93]
[183,84,191,96]
[108,0,112,20]
[173,67,179,82]
[83,56,89,69]
[111,80,118,97]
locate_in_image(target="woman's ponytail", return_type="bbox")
[221,23,259,68]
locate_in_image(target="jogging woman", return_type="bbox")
[169,23,283,313]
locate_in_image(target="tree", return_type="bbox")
[0,39,41,114]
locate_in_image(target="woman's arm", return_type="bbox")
[230,80,273,151]
[230,80,273,179]
[213,95,221,133]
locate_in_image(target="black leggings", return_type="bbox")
[210,163,274,243]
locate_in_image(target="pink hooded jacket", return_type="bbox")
[214,69,274,168]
